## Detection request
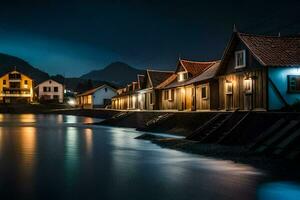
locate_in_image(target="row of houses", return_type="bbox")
[0,69,118,107]
[111,31,300,111]
[0,70,64,103]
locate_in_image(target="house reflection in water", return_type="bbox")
[19,127,37,176]
[65,127,79,182]
[84,128,93,156]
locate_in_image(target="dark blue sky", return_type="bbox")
[0,0,299,77]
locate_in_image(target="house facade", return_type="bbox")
[218,32,300,111]
[0,70,33,103]
[35,79,64,103]
[76,84,117,109]
[159,59,220,111]
[137,70,174,110]
[111,70,174,110]
[111,75,143,110]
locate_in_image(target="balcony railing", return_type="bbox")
[1,88,31,97]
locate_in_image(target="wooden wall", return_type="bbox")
[218,69,267,110]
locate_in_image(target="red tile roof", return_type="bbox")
[178,59,218,77]
[238,33,300,66]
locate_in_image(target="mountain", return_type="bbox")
[80,62,145,86]
[51,75,117,92]
[0,53,49,84]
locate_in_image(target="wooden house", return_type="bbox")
[76,84,117,109]
[159,59,220,111]
[137,70,174,110]
[218,31,300,111]
[111,74,145,110]
[0,70,34,103]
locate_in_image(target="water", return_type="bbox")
[0,114,296,200]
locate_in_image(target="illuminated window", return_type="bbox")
[288,75,300,93]
[225,81,233,94]
[244,78,252,94]
[177,72,188,82]
[87,95,92,104]
[201,85,208,99]
[168,89,174,101]
[235,50,246,68]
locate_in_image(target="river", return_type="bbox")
[0,114,299,200]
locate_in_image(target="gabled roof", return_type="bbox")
[0,69,33,80]
[77,84,116,97]
[177,59,217,77]
[36,79,63,87]
[156,74,177,89]
[219,32,300,70]
[147,70,174,88]
[164,61,220,89]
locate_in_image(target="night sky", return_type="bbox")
[0,0,299,77]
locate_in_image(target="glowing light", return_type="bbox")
[225,80,233,94]
[68,99,76,106]
[244,78,252,94]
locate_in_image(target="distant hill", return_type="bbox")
[0,53,49,84]
[51,75,118,92]
[80,62,145,86]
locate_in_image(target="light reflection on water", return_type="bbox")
[258,182,300,200]
[0,114,287,200]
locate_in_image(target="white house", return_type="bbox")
[76,84,117,108]
[36,79,64,103]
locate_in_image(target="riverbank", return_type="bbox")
[0,104,119,119]
[135,133,300,180]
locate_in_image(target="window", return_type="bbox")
[149,92,154,104]
[87,95,92,104]
[288,75,300,93]
[225,82,233,94]
[43,87,51,92]
[168,89,174,101]
[235,50,246,68]
[244,78,252,94]
[54,87,58,92]
[49,80,52,84]
[10,82,20,89]
[24,80,28,85]
[163,90,168,100]
[201,85,208,99]
[177,72,188,82]
[3,80,6,85]
[53,95,59,100]
[105,88,108,92]
[9,73,21,80]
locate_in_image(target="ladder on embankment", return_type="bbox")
[248,118,300,159]
[145,113,174,128]
[199,111,250,144]
[186,111,250,143]
[186,112,231,141]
